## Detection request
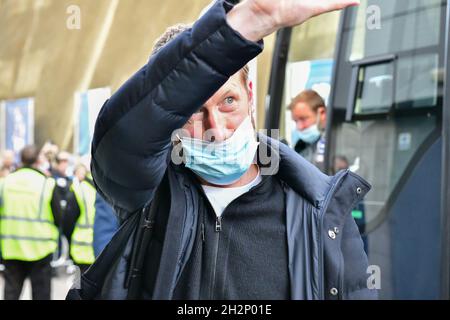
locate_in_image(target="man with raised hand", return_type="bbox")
[68,0,376,300]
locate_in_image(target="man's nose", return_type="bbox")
[204,111,227,142]
[297,121,308,131]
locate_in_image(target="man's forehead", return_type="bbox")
[293,102,314,113]
[217,73,245,93]
[201,72,247,107]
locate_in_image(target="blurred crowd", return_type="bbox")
[0,142,118,300]
[1,141,89,181]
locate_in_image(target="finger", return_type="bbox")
[312,0,360,17]
[323,0,360,11]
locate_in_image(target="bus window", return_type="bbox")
[347,0,442,61]
[396,53,440,109]
[355,62,395,114]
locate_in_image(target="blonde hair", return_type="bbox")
[288,90,326,113]
[152,23,192,56]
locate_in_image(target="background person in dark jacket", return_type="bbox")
[289,90,327,172]
[93,194,119,257]
[71,0,377,300]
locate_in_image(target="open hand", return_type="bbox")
[227,0,359,41]
[251,0,359,28]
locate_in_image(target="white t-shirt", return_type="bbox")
[201,170,262,218]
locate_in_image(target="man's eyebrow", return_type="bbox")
[220,88,238,99]
[198,86,240,109]
[222,89,232,97]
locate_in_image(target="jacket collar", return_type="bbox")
[257,134,333,209]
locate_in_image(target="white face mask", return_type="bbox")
[180,116,259,186]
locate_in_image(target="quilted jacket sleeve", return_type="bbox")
[91,1,263,215]
[340,210,378,299]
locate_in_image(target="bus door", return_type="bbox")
[326,0,449,299]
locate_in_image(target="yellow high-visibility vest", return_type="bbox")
[0,168,58,261]
[70,179,96,265]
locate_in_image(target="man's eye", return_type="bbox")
[224,97,235,105]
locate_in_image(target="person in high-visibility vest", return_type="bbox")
[0,145,62,300]
[66,163,97,274]
[93,193,119,258]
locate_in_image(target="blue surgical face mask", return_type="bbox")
[292,116,321,145]
[180,117,259,186]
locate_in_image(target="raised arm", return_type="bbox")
[92,0,358,216]
[91,1,262,214]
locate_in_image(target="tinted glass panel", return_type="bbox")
[356,63,394,114]
[347,0,442,61]
[396,53,439,109]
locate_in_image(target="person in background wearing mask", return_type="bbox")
[67,0,375,300]
[289,90,327,172]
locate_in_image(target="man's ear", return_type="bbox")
[248,80,254,105]
[318,106,326,116]
[318,106,327,128]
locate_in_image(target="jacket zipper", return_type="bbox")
[215,216,222,232]
[200,179,261,299]
[193,183,223,300]
[210,215,222,299]
[318,170,348,299]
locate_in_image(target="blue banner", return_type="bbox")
[3,98,34,154]
[75,88,110,156]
